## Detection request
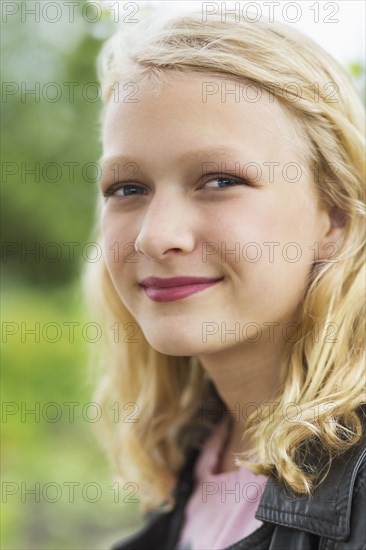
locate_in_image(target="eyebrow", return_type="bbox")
[98,146,247,169]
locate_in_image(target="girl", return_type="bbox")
[83,9,366,550]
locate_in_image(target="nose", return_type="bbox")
[134,190,196,260]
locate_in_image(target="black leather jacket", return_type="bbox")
[111,425,366,550]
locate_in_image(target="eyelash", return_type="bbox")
[102,174,251,198]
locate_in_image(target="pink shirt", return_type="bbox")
[175,419,268,550]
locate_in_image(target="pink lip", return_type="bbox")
[139,276,224,303]
[139,276,223,288]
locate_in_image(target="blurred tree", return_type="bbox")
[2,2,105,287]
[347,61,366,105]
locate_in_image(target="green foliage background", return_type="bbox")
[1,1,365,548]
[1,2,153,548]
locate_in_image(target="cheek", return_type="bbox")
[221,198,315,294]
[101,211,137,272]
[212,198,279,245]
[249,190,320,260]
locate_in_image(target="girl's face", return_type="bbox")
[100,73,331,356]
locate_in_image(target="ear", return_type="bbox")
[318,206,347,261]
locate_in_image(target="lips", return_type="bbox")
[139,276,224,303]
[139,276,223,288]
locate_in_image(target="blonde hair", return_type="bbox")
[83,11,366,514]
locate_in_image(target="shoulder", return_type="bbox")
[255,422,366,547]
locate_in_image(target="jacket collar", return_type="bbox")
[255,425,366,541]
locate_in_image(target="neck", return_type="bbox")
[197,337,287,454]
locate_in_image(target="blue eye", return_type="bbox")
[203,174,250,189]
[102,174,250,199]
[103,183,146,198]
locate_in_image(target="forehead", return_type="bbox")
[102,71,307,165]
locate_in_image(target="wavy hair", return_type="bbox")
[82,11,366,514]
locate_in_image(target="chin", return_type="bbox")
[143,331,207,357]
